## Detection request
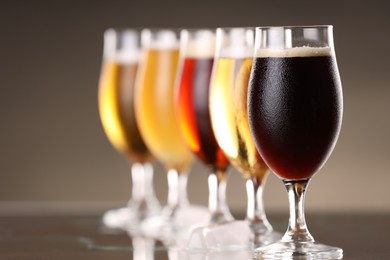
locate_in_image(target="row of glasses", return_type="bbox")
[98,25,344,259]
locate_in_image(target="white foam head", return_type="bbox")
[111,49,140,63]
[220,46,253,58]
[183,30,216,58]
[256,46,333,58]
[104,29,140,63]
[142,29,179,49]
[217,28,255,58]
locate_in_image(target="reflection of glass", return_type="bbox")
[132,237,155,260]
[98,28,160,230]
[248,26,343,258]
[176,28,233,224]
[208,27,281,248]
[135,29,205,242]
[184,249,253,260]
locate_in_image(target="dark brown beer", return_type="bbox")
[248,50,342,180]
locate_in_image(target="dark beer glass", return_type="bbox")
[248,26,343,258]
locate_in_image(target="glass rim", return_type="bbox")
[141,27,182,34]
[216,26,255,31]
[180,27,216,32]
[255,25,333,30]
[103,27,142,34]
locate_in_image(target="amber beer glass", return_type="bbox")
[134,29,195,236]
[248,26,343,258]
[176,28,234,224]
[98,29,160,230]
[209,27,280,247]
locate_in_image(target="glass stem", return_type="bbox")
[208,169,234,224]
[131,162,155,201]
[129,162,160,217]
[167,168,189,213]
[282,179,314,243]
[246,176,273,242]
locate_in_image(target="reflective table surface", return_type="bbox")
[0,213,389,259]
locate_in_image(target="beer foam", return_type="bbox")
[103,29,140,63]
[111,49,140,64]
[145,30,179,49]
[185,30,216,58]
[220,46,253,58]
[256,46,333,58]
[218,28,255,58]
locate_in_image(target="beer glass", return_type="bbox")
[176,28,233,225]
[98,28,160,231]
[248,26,343,258]
[134,29,207,243]
[208,27,281,248]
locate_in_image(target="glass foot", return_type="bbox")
[141,205,210,248]
[102,199,161,233]
[102,207,133,229]
[187,220,281,252]
[254,240,343,259]
[184,249,254,260]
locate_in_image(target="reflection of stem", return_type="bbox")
[132,237,155,260]
[167,247,181,260]
[208,169,234,224]
[282,179,314,243]
[167,168,189,214]
[246,174,273,244]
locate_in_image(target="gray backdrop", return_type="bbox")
[1,0,389,214]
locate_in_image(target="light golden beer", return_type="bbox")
[135,48,193,171]
[209,57,268,179]
[99,59,150,162]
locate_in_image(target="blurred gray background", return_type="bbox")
[1,0,389,215]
